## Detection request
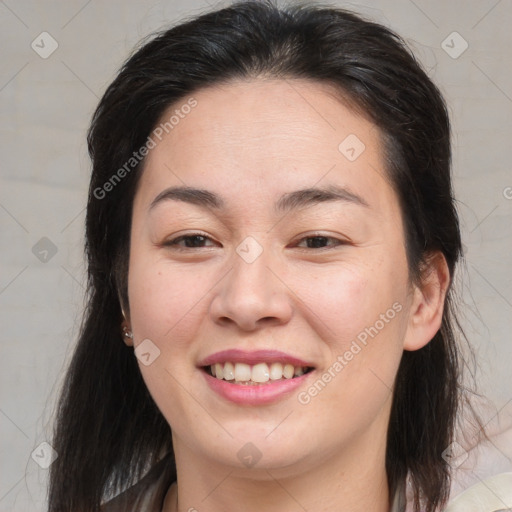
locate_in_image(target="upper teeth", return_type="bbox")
[211,362,307,382]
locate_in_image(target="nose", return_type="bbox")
[209,242,293,332]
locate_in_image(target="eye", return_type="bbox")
[294,235,345,250]
[163,232,218,249]
[162,233,346,251]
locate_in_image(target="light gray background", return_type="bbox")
[1,0,511,510]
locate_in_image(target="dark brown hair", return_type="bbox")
[48,2,477,511]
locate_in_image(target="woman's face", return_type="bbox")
[127,79,417,476]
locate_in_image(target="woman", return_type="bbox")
[47,1,488,511]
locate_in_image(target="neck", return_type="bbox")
[164,420,392,512]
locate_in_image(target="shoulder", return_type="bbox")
[443,472,512,512]
[101,454,176,512]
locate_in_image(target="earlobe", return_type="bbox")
[120,300,133,346]
[403,252,451,351]
[122,324,134,346]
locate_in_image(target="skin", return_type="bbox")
[123,79,449,512]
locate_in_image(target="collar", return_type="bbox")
[390,479,407,512]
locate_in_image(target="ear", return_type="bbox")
[403,251,451,351]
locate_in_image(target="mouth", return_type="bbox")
[197,349,316,404]
[202,361,314,385]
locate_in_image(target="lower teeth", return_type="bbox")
[220,377,298,385]
[232,380,279,385]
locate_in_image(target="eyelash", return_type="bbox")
[163,232,346,251]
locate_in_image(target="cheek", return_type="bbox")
[294,259,408,348]
[292,262,407,409]
[126,258,215,425]
[128,259,209,346]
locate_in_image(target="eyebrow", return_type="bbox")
[149,184,369,215]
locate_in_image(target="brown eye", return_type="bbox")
[295,236,344,249]
[164,233,217,249]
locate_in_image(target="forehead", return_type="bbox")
[158,79,374,156]
[135,78,398,219]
